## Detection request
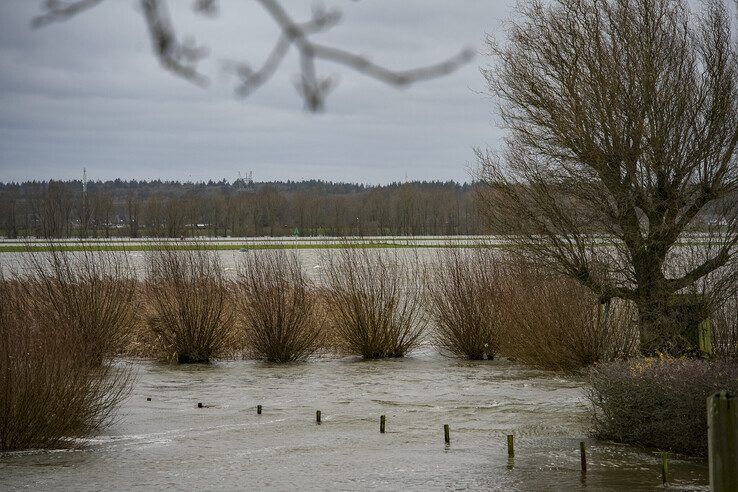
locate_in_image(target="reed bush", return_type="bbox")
[498,260,638,371]
[146,247,233,363]
[20,244,138,363]
[323,248,426,358]
[711,274,738,360]
[587,358,738,456]
[712,291,738,358]
[235,250,322,362]
[0,275,132,451]
[427,248,503,359]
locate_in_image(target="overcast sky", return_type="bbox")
[0,0,519,185]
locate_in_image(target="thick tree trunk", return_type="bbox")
[636,292,709,356]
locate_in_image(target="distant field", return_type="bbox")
[0,236,506,253]
[0,234,715,252]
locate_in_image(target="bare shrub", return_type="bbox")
[0,275,132,452]
[427,247,503,360]
[587,358,738,456]
[498,260,639,371]
[323,248,426,359]
[146,247,233,363]
[20,243,138,363]
[235,250,322,362]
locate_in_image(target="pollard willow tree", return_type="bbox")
[478,0,738,354]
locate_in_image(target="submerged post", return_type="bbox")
[580,441,587,473]
[444,424,450,445]
[507,435,515,458]
[661,452,669,485]
[708,392,738,491]
[380,415,386,434]
[699,319,713,356]
[257,405,262,415]
[316,410,322,424]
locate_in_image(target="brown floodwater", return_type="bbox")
[0,348,708,491]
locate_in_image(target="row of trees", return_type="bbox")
[0,180,481,238]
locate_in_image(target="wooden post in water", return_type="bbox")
[661,452,669,485]
[708,392,738,491]
[580,441,587,473]
[380,415,386,434]
[444,424,450,445]
[257,405,262,415]
[699,319,713,356]
[316,410,322,424]
[507,435,515,458]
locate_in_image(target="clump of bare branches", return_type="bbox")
[31,0,474,111]
[498,260,639,371]
[19,243,138,363]
[322,248,426,359]
[426,247,503,360]
[235,250,322,362]
[587,358,738,456]
[0,273,132,452]
[146,246,233,363]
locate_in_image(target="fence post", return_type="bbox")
[699,319,713,356]
[708,392,737,491]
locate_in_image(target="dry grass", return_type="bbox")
[0,275,132,452]
[235,250,322,362]
[427,248,503,359]
[145,247,233,363]
[18,244,138,364]
[322,248,426,359]
[498,259,639,371]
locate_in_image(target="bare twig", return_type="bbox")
[31,0,105,28]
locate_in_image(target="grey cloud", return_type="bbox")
[0,0,515,184]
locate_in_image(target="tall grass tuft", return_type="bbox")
[427,247,503,360]
[146,247,232,363]
[0,274,132,451]
[323,248,426,359]
[235,250,322,362]
[20,243,138,363]
[498,260,638,371]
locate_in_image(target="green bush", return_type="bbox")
[587,358,738,456]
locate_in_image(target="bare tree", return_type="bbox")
[478,0,738,355]
[31,0,474,111]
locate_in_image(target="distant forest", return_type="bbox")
[0,179,483,238]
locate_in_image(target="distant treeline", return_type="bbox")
[0,179,483,238]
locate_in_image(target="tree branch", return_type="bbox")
[31,0,475,111]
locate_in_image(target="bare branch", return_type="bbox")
[31,0,474,111]
[31,0,105,28]
[140,0,209,87]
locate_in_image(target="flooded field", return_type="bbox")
[0,349,708,491]
[0,243,712,490]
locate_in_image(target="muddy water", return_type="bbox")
[0,246,710,490]
[0,349,707,491]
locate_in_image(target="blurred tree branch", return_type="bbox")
[31,0,475,111]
